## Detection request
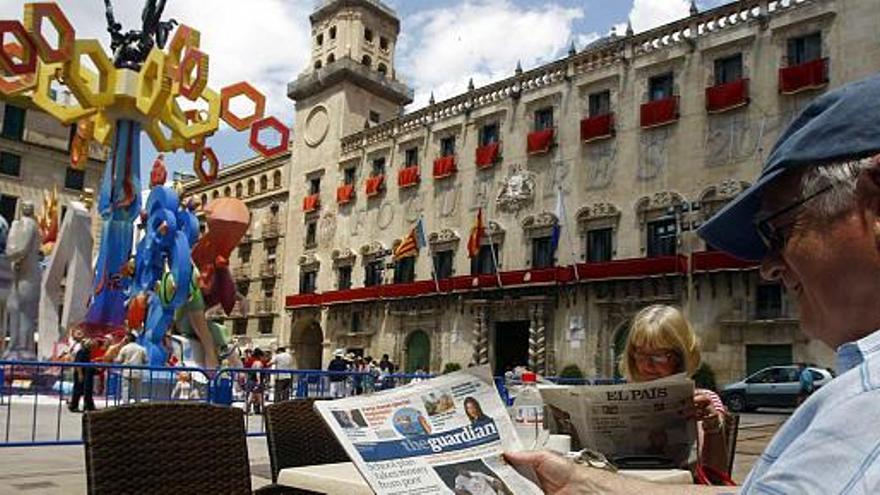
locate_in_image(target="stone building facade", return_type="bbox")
[181,152,291,350]
[0,99,105,345]
[283,0,880,382]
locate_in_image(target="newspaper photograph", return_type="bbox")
[314,365,543,495]
[540,374,696,467]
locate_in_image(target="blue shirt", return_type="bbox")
[741,329,880,494]
[799,367,815,393]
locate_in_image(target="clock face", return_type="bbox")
[304,105,330,147]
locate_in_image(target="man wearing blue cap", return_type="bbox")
[506,74,880,493]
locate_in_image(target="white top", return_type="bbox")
[115,342,147,366]
[271,351,294,370]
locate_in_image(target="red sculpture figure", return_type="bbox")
[150,154,168,188]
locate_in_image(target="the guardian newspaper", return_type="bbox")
[540,374,696,466]
[315,366,543,495]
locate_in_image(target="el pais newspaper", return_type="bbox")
[540,373,696,467]
[315,366,543,495]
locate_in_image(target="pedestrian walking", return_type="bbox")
[69,338,96,412]
[269,347,294,402]
[328,349,349,398]
[114,333,147,403]
[797,364,815,405]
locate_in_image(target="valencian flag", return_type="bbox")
[467,208,485,258]
[393,218,426,261]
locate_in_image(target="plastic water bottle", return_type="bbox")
[511,371,549,450]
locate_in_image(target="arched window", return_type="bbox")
[235,182,243,197]
[327,53,335,64]
[223,186,231,197]
[200,194,208,207]
[314,60,322,70]
[273,170,282,189]
[361,55,371,67]
[260,175,268,191]
[247,179,255,196]
[377,63,387,76]
[212,190,220,199]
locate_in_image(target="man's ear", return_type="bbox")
[856,155,880,242]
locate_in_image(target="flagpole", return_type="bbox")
[421,215,441,293]
[486,218,504,288]
[557,183,581,282]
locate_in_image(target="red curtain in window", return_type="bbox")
[580,113,615,142]
[302,194,320,212]
[706,78,749,113]
[397,166,420,188]
[365,175,384,197]
[475,142,500,168]
[433,156,457,179]
[779,58,828,94]
[527,129,554,154]
[336,185,354,204]
[640,97,679,128]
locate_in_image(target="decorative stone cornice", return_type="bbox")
[359,241,387,258]
[485,221,505,242]
[521,212,559,230]
[298,253,320,268]
[576,202,621,224]
[636,191,686,213]
[428,228,460,250]
[331,248,357,265]
[699,180,750,203]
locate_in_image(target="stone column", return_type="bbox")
[529,304,546,374]
[472,305,489,365]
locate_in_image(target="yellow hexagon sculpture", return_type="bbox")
[136,48,173,119]
[160,87,220,141]
[63,39,116,109]
[32,61,95,124]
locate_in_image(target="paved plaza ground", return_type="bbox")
[0,395,791,494]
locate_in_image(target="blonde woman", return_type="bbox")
[619,304,729,475]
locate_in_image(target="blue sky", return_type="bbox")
[2,0,730,182]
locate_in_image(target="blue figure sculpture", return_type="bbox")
[132,185,199,366]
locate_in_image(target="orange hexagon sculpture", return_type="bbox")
[167,24,201,80]
[23,3,75,64]
[0,43,37,96]
[220,82,266,132]
[249,116,289,158]
[0,21,37,75]
[178,48,208,101]
[193,146,219,184]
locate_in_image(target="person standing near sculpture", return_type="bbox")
[2,202,41,360]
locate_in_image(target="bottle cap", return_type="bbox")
[522,371,537,383]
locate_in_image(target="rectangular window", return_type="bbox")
[649,73,674,101]
[586,228,613,262]
[364,28,374,42]
[299,269,318,294]
[531,236,554,269]
[259,318,273,335]
[239,247,251,263]
[715,54,743,85]
[351,311,362,333]
[534,107,554,131]
[1,104,26,141]
[471,244,498,275]
[787,32,822,65]
[266,245,277,263]
[647,218,677,257]
[379,36,389,51]
[0,194,17,225]
[588,90,611,117]
[404,147,419,167]
[308,177,321,195]
[371,157,386,176]
[233,320,248,336]
[440,136,456,157]
[393,256,415,284]
[316,33,324,46]
[364,259,384,287]
[369,111,381,124]
[64,167,85,191]
[433,250,454,279]
[330,26,337,40]
[305,221,317,249]
[0,152,21,177]
[479,123,499,146]
[337,265,352,290]
[344,167,356,185]
[756,284,783,319]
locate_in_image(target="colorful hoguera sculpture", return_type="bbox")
[0,1,285,366]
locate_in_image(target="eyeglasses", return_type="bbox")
[633,351,677,365]
[755,183,835,252]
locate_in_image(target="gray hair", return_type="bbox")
[801,156,873,220]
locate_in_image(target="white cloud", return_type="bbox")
[627,0,692,33]
[1,0,310,125]
[396,0,584,109]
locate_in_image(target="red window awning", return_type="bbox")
[475,142,501,169]
[527,128,554,155]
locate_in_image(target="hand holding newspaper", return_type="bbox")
[315,365,543,495]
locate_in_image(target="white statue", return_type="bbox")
[3,201,41,360]
[496,165,536,214]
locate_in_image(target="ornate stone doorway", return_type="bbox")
[290,317,323,369]
[404,330,431,373]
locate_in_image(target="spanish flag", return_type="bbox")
[467,208,485,258]
[393,218,426,261]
